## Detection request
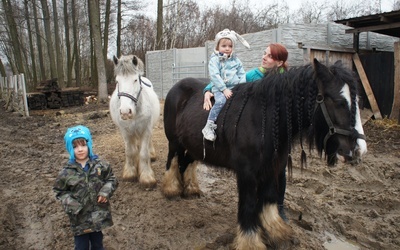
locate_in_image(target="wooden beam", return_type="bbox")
[353,53,382,119]
[345,22,400,34]
[299,43,356,53]
[390,42,400,120]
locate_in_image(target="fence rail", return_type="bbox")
[0,74,29,117]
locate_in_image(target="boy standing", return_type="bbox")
[54,125,118,250]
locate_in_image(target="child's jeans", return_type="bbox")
[74,231,104,250]
[208,91,227,122]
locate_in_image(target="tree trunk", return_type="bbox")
[103,0,111,64]
[156,0,163,50]
[71,0,81,87]
[2,0,25,74]
[88,0,107,102]
[0,58,6,77]
[32,0,46,80]
[117,0,121,57]
[24,0,38,88]
[40,0,57,79]
[64,0,72,87]
[52,0,65,87]
[87,0,97,88]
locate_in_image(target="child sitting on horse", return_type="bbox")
[54,125,118,249]
[202,29,250,141]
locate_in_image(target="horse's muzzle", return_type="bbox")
[336,151,362,165]
[120,110,134,120]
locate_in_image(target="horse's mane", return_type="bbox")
[220,62,358,175]
[114,55,144,77]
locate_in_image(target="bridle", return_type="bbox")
[315,93,366,152]
[117,75,151,106]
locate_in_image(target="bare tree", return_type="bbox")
[2,0,25,74]
[24,0,38,87]
[52,0,64,86]
[40,0,57,78]
[64,0,72,86]
[293,0,329,23]
[116,0,121,57]
[163,0,201,49]
[255,1,290,29]
[32,0,46,81]
[103,0,111,64]
[156,0,163,50]
[71,0,81,86]
[124,14,155,59]
[0,58,5,77]
[88,0,107,102]
[327,0,354,21]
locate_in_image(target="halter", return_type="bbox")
[315,93,366,152]
[117,75,151,105]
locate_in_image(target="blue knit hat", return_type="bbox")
[64,125,94,161]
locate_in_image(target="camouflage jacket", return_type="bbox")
[53,157,118,236]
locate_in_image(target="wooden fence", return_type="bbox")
[0,74,29,117]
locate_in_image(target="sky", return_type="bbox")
[144,0,395,19]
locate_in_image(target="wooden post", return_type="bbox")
[0,77,4,99]
[5,76,12,110]
[19,74,29,117]
[390,42,400,121]
[353,53,382,119]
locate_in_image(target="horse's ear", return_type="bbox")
[113,55,118,65]
[334,60,343,67]
[313,58,334,91]
[132,56,138,66]
[132,55,144,74]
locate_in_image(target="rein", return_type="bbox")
[117,75,151,105]
[315,93,366,151]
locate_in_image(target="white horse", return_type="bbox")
[110,54,160,187]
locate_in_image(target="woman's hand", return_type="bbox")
[223,89,233,99]
[203,91,214,110]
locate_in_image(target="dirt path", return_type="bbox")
[0,101,399,250]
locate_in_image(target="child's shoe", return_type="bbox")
[202,121,217,141]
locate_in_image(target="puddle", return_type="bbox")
[323,232,360,250]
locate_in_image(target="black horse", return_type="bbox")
[161,59,367,249]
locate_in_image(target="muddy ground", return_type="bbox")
[0,100,399,250]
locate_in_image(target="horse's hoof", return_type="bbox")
[162,185,183,198]
[183,186,203,198]
[161,180,183,198]
[139,179,157,189]
[233,226,266,250]
[260,204,293,245]
[121,176,137,182]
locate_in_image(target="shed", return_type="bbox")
[335,10,400,120]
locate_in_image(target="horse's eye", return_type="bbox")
[334,99,348,108]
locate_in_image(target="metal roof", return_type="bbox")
[334,10,400,38]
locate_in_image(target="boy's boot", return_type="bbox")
[202,120,217,141]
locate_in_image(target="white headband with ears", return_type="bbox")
[215,29,250,49]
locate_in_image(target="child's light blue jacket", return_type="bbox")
[209,52,246,93]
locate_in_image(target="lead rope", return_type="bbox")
[203,137,206,160]
[203,138,216,160]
